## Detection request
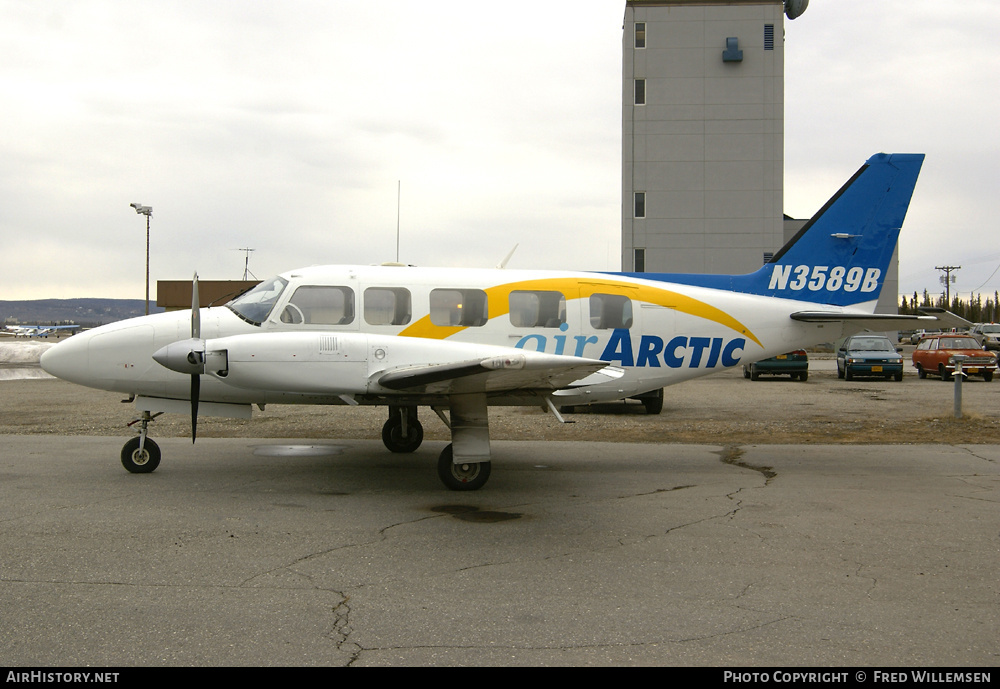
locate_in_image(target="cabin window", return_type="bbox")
[509,290,566,328]
[589,293,633,330]
[430,288,488,327]
[281,285,355,325]
[364,287,412,325]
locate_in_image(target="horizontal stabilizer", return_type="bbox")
[790,308,966,332]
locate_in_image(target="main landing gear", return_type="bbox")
[381,405,424,453]
[380,401,493,491]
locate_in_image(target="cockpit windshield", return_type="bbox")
[227,275,288,325]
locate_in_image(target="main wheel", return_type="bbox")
[121,437,161,474]
[381,416,423,453]
[437,444,491,491]
[642,388,664,415]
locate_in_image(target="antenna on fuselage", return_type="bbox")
[497,244,519,269]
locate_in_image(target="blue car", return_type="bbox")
[743,350,809,381]
[837,335,904,381]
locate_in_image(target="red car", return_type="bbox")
[912,333,997,381]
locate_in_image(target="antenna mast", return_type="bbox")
[238,248,257,281]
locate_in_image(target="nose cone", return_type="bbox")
[40,332,90,384]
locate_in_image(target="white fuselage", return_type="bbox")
[41,264,856,410]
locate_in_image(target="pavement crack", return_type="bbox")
[717,445,776,484]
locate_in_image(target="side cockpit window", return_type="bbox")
[227,276,288,326]
[281,285,355,325]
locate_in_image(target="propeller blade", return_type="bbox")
[190,273,201,443]
[191,373,200,443]
[191,272,201,340]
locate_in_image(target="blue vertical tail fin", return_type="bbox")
[631,153,925,308]
[737,152,924,307]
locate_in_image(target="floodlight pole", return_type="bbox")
[131,204,153,315]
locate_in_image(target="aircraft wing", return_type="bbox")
[377,353,621,395]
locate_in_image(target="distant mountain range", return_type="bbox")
[1,299,165,328]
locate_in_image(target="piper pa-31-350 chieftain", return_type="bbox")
[42,153,932,490]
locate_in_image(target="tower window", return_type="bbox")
[634,192,646,219]
[634,248,646,273]
[635,22,646,49]
[634,78,645,106]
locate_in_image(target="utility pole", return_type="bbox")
[936,265,960,307]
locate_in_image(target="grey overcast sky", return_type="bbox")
[1,0,997,303]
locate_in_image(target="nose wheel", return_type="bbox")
[122,410,162,473]
[121,436,160,473]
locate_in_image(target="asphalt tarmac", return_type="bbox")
[1,435,996,666]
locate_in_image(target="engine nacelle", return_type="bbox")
[205,331,372,395]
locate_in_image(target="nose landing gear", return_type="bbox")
[122,410,162,473]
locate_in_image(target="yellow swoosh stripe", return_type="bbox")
[398,277,762,348]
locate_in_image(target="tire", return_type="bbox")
[939,364,951,381]
[983,371,993,382]
[750,365,760,381]
[837,363,844,379]
[916,364,926,379]
[798,371,808,382]
[121,437,160,474]
[845,368,853,381]
[437,444,491,491]
[894,371,903,381]
[381,417,423,453]
[642,389,664,415]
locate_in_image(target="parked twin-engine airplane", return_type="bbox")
[42,153,934,490]
[5,324,80,338]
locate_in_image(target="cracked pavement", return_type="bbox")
[0,436,996,666]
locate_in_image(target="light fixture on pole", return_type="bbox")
[130,203,153,315]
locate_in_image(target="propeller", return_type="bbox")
[190,273,202,442]
[152,273,205,442]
